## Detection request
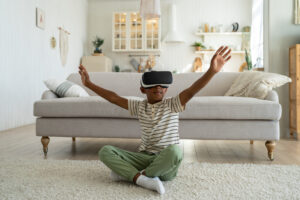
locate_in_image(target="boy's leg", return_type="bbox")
[99,145,154,182]
[144,144,183,181]
[159,163,181,181]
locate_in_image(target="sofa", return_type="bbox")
[34,72,282,160]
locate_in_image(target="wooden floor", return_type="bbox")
[1,124,300,165]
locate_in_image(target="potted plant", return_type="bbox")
[192,42,206,51]
[92,36,104,55]
[114,65,120,72]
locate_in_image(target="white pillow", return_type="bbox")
[225,71,291,99]
[44,79,89,97]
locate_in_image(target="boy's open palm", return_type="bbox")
[79,65,90,86]
[210,46,231,73]
[78,64,128,110]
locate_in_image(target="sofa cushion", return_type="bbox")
[224,71,291,99]
[34,96,281,120]
[181,96,281,120]
[44,79,89,97]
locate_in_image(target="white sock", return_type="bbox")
[136,175,165,194]
[110,171,127,182]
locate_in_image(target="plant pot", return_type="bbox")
[93,47,103,56]
[94,47,102,54]
[92,53,103,56]
[195,46,202,51]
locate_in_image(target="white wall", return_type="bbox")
[0,0,88,131]
[268,0,300,137]
[87,0,252,72]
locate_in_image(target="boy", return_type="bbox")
[79,46,231,194]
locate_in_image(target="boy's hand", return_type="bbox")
[78,65,91,86]
[178,46,231,106]
[78,65,128,110]
[209,46,231,74]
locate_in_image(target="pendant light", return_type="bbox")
[140,0,161,19]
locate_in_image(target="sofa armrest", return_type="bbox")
[264,90,279,102]
[41,90,58,100]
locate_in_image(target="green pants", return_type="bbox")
[99,144,183,182]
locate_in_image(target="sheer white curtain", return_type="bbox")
[251,0,264,68]
[295,0,300,24]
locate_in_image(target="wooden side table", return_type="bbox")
[289,44,300,138]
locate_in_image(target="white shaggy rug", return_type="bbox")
[0,160,300,200]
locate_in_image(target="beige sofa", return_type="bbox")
[34,72,282,160]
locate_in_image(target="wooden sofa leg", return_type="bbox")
[41,136,50,157]
[265,141,275,161]
[290,131,294,139]
[250,140,254,144]
[72,137,76,142]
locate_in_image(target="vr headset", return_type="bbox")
[141,71,173,89]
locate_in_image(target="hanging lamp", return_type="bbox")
[140,0,161,19]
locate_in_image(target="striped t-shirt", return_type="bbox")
[128,95,185,154]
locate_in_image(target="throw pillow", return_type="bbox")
[224,71,291,99]
[44,79,89,97]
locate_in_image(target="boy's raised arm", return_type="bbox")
[179,46,231,106]
[79,65,128,110]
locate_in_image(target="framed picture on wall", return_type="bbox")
[36,8,45,29]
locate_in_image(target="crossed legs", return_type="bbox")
[98,144,183,182]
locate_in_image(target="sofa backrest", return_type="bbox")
[67,72,240,97]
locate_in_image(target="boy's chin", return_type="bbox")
[148,96,164,102]
[154,96,164,101]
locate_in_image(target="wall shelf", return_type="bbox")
[195,50,245,55]
[195,32,250,45]
[114,49,161,53]
[195,32,250,36]
[193,30,250,72]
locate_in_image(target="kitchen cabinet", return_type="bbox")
[112,12,161,52]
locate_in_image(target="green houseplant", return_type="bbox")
[245,49,252,70]
[114,65,120,72]
[92,36,104,54]
[192,41,206,51]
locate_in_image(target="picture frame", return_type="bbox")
[36,8,45,29]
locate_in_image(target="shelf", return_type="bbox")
[195,32,250,36]
[113,49,161,53]
[195,50,245,55]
